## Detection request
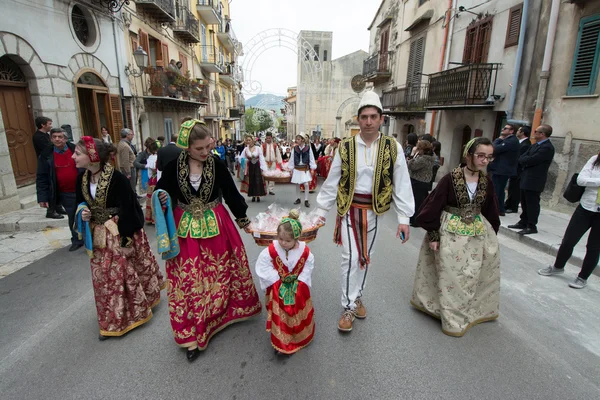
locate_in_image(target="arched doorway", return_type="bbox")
[0,56,37,186]
[75,71,120,142]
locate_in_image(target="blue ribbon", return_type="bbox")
[152,189,180,260]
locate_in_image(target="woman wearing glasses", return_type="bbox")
[410,137,501,337]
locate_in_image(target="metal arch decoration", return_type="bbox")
[239,28,325,98]
[91,0,130,13]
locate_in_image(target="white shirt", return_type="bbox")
[288,145,317,170]
[576,155,600,213]
[316,133,415,225]
[240,146,267,171]
[519,137,528,143]
[254,240,315,291]
[263,142,282,164]
[146,154,157,170]
[90,182,97,199]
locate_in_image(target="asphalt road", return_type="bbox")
[0,182,599,400]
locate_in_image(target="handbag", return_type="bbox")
[563,173,585,203]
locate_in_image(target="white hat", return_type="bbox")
[357,90,383,114]
[297,132,308,141]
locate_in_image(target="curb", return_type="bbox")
[0,219,68,233]
[498,226,600,278]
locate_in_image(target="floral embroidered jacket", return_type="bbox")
[416,167,500,242]
[155,152,250,229]
[75,164,144,246]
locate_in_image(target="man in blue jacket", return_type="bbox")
[488,124,520,216]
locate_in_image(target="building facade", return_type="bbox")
[295,31,368,139]
[0,1,128,213]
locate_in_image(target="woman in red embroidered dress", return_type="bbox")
[74,137,165,340]
[255,210,315,354]
[155,120,261,362]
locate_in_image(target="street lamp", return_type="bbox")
[125,46,148,77]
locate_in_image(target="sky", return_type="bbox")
[230,0,381,97]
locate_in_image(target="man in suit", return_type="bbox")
[488,123,520,216]
[505,126,532,213]
[117,128,136,189]
[508,124,555,235]
[156,133,182,180]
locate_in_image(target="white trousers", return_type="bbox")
[340,209,379,310]
[265,162,277,192]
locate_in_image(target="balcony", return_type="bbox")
[217,18,238,54]
[219,63,242,86]
[135,0,175,23]
[196,0,222,25]
[363,52,391,84]
[172,6,200,44]
[145,68,208,109]
[199,45,224,73]
[382,84,428,115]
[425,63,501,109]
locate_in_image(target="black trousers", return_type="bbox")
[519,189,541,228]
[554,205,600,280]
[58,191,83,245]
[504,175,520,210]
[410,178,430,226]
[491,174,510,213]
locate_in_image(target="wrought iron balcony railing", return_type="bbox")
[217,17,238,53]
[199,45,225,73]
[382,84,429,113]
[363,52,391,82]
[146,68,207,104]
[135,0,175,22]
[172,5,200,44]
[426,63,501,109]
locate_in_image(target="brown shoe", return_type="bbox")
[338,310,355,332]
[354,298,367,319]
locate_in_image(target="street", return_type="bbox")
[0,182,599,400]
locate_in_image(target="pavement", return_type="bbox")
[0,183,599,399]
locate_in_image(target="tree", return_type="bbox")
[245,107,274,133]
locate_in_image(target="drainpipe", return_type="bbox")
[429,0,453,137]
[112,15,128,131]
[506,0,529,125]
[531,0,560,131]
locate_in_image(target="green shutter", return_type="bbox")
[568,15,600,96]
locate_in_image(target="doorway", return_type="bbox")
[75,71,122,142]
[0,56,37,186]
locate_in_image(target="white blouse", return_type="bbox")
[576,155,600,213]
[190,174,202,191]
[90,182,97,199]
[255,240,315,291]
[240,146,267,171]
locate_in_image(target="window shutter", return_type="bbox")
[162,42,169,69]
[124,100,133,129]
[156,41,164,68]
[130,35,139,55]
[568,16,600,96]
[178,52,188,75]
[138,29,150,65]
[109,94,123,145]
[505,4,523,48]
[407,36,425,85]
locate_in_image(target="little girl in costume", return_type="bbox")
[255,210,315,354]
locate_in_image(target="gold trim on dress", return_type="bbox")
[99,311,153,337]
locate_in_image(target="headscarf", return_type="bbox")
[176,119,206,149]
[279,215,302,239]
[82,136,100,166]
[462,138,477,159]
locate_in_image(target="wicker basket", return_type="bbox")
[250,224,324,246]
[262,175,292,183]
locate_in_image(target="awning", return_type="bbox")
[405,10,434,31]
[377,16,392,28]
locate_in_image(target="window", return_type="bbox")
[314,45,320,61]
[164,118,174,143]
[323,50,328,61]
[568,15,600,96]
[463,17,493,64]
[505,4,523,48]
[407,36,426,86]
[72,5,90,46]
[69,4,98,51]
[419,0,427,6]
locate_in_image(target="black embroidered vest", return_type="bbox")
[294,145,310,165]
[336,134,397,216]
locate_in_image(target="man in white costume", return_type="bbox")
[262,132,283,195]
[288,132,317,208]
[316,91,415,332]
